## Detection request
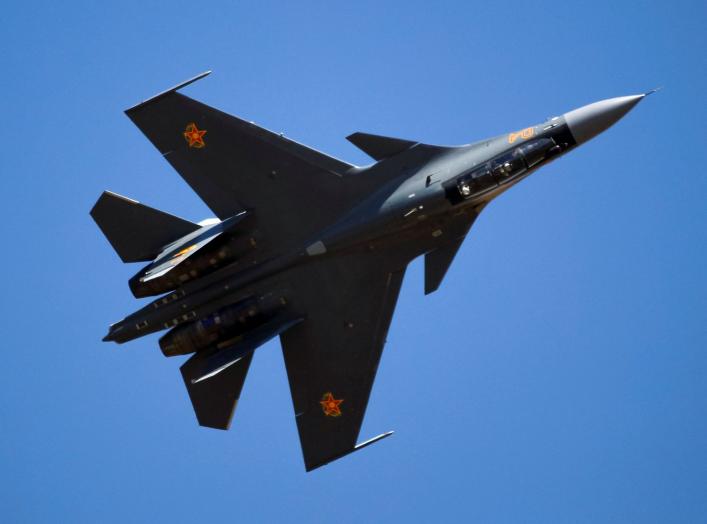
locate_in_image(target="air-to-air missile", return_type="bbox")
[92,71,652,471]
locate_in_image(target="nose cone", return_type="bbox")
[564,94,645,145]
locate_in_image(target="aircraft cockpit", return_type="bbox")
[453,137,562,202]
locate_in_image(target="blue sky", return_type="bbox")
[2,1,706,522]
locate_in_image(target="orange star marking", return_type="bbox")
[183,123,207,148]
[320,392,344,417]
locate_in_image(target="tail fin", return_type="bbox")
[90,191,199,262]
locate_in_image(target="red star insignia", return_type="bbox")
[183,123,206,148]
[320,392,344,417]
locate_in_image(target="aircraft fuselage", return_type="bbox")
[92,75,651,470]
[103,96,645,346]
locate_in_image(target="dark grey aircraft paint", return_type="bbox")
[91,71,651,471]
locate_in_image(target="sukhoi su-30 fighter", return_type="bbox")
[92,72,652,471]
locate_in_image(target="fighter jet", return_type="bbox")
[92,71,651,471]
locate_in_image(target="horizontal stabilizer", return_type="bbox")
[346,132,417,161]
[90,191,199,263]
[180,351,253,429]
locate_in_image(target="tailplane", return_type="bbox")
[180,351,254,429]
[90,191,199,263]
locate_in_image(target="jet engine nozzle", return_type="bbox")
[564,94,645,145]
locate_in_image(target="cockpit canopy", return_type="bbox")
[453,137,559,201]
[517,138,556,168]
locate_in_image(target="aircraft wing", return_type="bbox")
[125,73,358,248]
[279,252,407,471]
